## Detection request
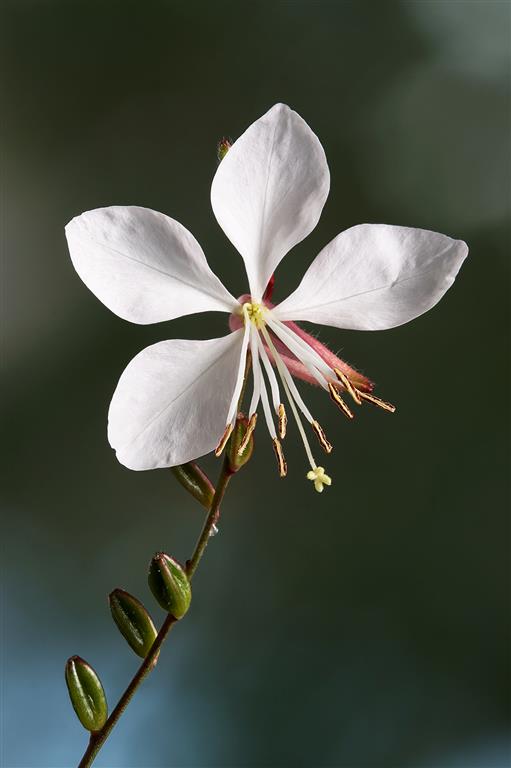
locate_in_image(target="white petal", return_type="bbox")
[210,103,330,301]
[275,224,468,330]
[66,206,237,324]
[108,332,243,470]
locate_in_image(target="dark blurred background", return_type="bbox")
[2,1,510,766]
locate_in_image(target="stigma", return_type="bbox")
[307,466,332,493]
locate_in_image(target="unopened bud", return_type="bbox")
[148,553,191,619]
[227,413,254,473]
[171,462,215,510]
[65,656,107,732]
[217,137,232,161]
[109,589,158,659]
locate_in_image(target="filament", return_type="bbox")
[267,318,331,386]
[257,329,313,424]
[256,333,282,412]
[250,325,276,439]
[259,326,317,471]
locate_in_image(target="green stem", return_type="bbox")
[77,456,233,768]
[186,460,232,578]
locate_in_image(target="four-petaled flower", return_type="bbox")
[66,104,468,491]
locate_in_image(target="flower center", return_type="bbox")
[242,301,266,329]
[217,299,396,493]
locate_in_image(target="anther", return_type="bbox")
[334,368,362,405]
[237,413,257,455]
[358,391,396,413]
[278,403,287,439]
[272,438,288,477]
[311,420,333,453]
[214,423,234,457]
[328,383,354,420]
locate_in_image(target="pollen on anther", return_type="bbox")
[311,420,333,453]
[328,383,354,420]
[272,438,288,477]
[237,413,257,455]
[278,403,287,439]
[215,423,234,457]
[358,390,396,413]
[334,368,362,405]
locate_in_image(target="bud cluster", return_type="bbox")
[65,416,251,738]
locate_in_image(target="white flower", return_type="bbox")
[65,104,468,490]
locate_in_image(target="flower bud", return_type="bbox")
[217,137,232,161]
[109,589,158,659]
[148,553,191,619]
[170,462,214,510]
[227,413,254,473]
[65,656,107,732]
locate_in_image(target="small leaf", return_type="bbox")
[148,553,192,619]
[171,462,215,509]
[65,656,107,732]
[109,589,158,658]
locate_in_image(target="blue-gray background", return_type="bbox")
[2,1,510,766]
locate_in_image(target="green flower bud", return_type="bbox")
[65,656,107,732]
[227,413,255,473]
[217,137,232,161]
[171,462,215,510]
[109,589,158,658]
[148,553,191,619]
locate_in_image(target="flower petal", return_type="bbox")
[274,224,468,330]
[108,332,243,470]
[210,103,330,301]
[66,206,237,324]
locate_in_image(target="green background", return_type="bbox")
[2,1,510,766]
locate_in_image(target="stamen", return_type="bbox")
[250,326,277,440]
[267,319,330,388]
[334,368,362,405]
[272,438,287,477]
[259,326,319,472]
[258,328,313,424]
[237,413,257,455]
[214,423,234,457]
[257,333,282,412]
[358,390,396,413]
[328,382,354,420]
[248,339,262,417]
[278,403,287,439]
[311,420,332,454]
